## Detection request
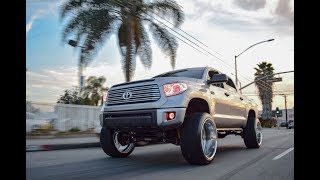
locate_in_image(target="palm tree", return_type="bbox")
[254,62,275,120]
[60,0,184,82]
[82,76,108,106]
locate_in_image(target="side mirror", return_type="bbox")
[208,74,228,84]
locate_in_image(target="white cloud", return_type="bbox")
[26,10,44,34]
[26,2,59,34]
[178,0,293,35]
[26,63,159,103]
[27,0,294,110]
[233,0,266,11]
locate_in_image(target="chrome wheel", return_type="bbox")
[256,122,262,145]
[113,132,134,153]
[201,119,218,160]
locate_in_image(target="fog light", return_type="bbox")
[166,112,176,120]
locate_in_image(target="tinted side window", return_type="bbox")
[225,77,237,92]
[207,70,224,88]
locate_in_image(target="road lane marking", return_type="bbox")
[272,147,294,160]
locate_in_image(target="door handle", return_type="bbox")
[224,92,230,97]
[240,97,244,101]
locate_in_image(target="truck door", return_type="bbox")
[207,70,231,128]
[223,77,247,128]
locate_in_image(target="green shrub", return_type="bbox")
[259,117,277,128]
[69,127,81,132]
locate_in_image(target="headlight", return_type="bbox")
[163,83,187,97]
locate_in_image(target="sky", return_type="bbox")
[26,0,294,110]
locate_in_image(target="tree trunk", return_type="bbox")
[124,0,136,82]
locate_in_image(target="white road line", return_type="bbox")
[272,147,294,160]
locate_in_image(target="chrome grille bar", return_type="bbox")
[107,84,161,105]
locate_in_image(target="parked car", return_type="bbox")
[280,122,288,127]
[288,121,294,129]
[99,67,262,165]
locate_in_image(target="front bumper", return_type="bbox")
[101,108,186,131]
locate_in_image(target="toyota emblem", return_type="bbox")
[122,91,132,100]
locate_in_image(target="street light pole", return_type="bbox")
[235,55,238,89]
[235,38,274,88]
[68,40,85,91]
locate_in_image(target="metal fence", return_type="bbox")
[26,101,101,132]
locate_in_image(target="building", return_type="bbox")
[258,108,294,125]
[276,108,294,125]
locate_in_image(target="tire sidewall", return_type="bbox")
[244,117,262,148]
[199,115,218,161]
[180,112,218,165]
[100,127,135,157]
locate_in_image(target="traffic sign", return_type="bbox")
[266,77,282,82]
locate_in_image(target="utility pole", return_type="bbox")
[280,94,288,128]
[284,94,288,128]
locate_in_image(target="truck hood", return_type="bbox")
[153,77,203,85]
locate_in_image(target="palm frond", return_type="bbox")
[121,41,136,82]
[118,18,137,82]
[60,0,121,20]
[135,22,152,69]
[62,7,117,42]
[146,0,185,27]
[118,22,129,56]
[74,12,116,65]
[254,61,275,120]
[133,20,141,52]
[60,0,87,20]
[149,22,177,69]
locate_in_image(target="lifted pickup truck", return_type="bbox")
[99,67,262,165]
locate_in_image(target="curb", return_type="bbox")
[26,142,100,152]
[26,133,98,139]
[26,141,157,152]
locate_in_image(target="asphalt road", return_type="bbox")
[26,128,294,180]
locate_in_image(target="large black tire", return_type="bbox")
[180,112,218,165]
[243,117,262,148]
[100,127,135,157]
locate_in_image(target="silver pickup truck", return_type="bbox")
[99,67,262,165]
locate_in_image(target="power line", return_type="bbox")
[130,0,282,94]
[116,0,287,95]
[144,12,278,94]
[147,13,223,62]
[150,11,223,57]
[102,0,286,95]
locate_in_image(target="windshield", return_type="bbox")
[153,69,204,79]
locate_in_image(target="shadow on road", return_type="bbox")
[100,144,249,167]
[27,144,260,180]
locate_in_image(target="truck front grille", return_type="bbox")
[107,84,161,105]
